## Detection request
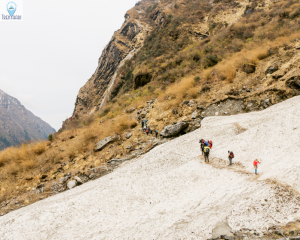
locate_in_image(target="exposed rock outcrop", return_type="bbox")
[160,122,189,137]
[134,73,152,89]
[73,12,152,117]
[94,135,118,152]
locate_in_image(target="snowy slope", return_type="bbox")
[1,96,300,240]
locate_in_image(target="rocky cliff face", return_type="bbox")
[73,9,152,117]
[0,89,55,150]
[72,0,253,118]
[72,0,300,122]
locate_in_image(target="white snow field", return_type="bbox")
[1,96,300,240]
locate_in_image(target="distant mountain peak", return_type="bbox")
[0,89,55,150]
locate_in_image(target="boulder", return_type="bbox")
[182,100,189,106]
[187,100,195,107]
[265,64,279,75]
[160,122,189,137]
[89,173,96,179]
[74,176,83,184]
[286,76,300,89]
[36,184,44,194]
[196,105,205,110]
[59,175,70,184]
[263,98,270,108]
[212,222,234,239]
[76,174,88,183]
[125,133,132,139]
[94,135,117,151]
[67,180,77,190]
[125,107,135,113]
[191,111,198,119]
[243,63,256,74]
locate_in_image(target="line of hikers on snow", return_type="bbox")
[137,110,159,138]
[199,139,260,174]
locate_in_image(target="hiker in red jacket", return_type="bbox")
[145,127,150,135]
[208,140,213,149]
[228,151,234,166]
[253,159,260,174]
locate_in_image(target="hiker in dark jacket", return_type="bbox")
[204,145,210,163]
[155,130,158,138]
[228,151,234,166]
[199,139,204,155]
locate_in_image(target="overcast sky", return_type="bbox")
[0,0,138,130]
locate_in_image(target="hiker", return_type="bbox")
[204,145,210,163]
[155,130,158,138]
[138,115,141,122]
[146,127,150,135]
[228,151,234,166]
[143,125,147,132]
[253,159,260,175]
[199,139,204,155]
[150,128,153,134]
[208,140,213,149]
[140,109,142,113]
[141,120,144,128]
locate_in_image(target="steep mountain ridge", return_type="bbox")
[72,0,300,123]
[0,89,55,150]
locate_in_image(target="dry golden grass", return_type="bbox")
[32,142,47,155]
[206,31,300,84]
[187,87,199,98]
[245,47,269,64]
[0,143,41,176]
[159,76,198,110]
[202,68,212,80]
[217,63,236,83]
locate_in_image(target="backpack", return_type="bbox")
[204,147,210,153]
[199,139,204,143]
[229,151,234,158]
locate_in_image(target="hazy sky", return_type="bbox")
[0,0,138,130]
